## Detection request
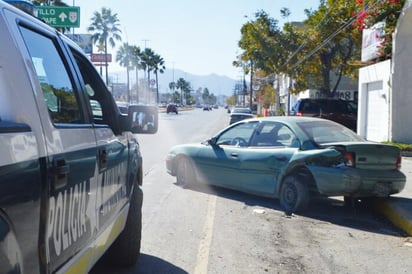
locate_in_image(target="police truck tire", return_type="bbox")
[104,183,143,266]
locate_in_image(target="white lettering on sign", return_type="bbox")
[99,162,128,217]
[38,9,55,16]
[47,181,88,257]
[44,18,57,25]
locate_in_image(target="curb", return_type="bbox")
[373,199,412,236]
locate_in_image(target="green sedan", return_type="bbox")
[165,117,406,213]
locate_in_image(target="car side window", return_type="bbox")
[250,122,299,148]
[19,26,84,125]
[69,46,115,126]
[216,121,258,147]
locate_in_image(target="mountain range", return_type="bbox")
[109,68,241,97]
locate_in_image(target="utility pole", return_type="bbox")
[141,39,150,49]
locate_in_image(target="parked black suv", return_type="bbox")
[291,99,358,132]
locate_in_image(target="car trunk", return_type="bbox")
[324,142,401,170]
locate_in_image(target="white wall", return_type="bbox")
[357,60,391,141]
[357,1,412,143]
[391,0,412,143]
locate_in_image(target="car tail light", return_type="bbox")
[396,154,402,170]
[344,152,355,167]
[296,112,303,117]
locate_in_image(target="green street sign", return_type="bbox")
[37,6,80,28]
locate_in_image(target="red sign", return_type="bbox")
[91,53,112,63]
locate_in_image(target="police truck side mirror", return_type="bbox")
[128,105,158,134]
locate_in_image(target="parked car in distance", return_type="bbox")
[291,99,358,132]
[167,103,178,114]
[116,101,129,114]
[229,107,254,124]
[229,113,254,124]
[203,104,213,111]
[165,116,405,213]
[231,107,252,114]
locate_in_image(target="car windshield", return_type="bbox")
[297,120,364,145]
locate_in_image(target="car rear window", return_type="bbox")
[297,120,363,144]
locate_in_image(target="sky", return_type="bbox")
[74,0,321,80]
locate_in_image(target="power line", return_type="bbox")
[282,0,383,70]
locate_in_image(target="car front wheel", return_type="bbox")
[279,175,309,213]
[176,157,195,188]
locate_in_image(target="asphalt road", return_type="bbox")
[91,108,412,274]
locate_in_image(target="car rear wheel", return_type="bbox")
[176,157,195,188]
[280,175,309,213]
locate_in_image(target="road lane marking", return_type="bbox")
[194,195,217,274]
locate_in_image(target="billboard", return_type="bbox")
[66,34,92,54]
[361,22,385,62]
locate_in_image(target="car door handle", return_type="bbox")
[52,157,69,190]
[98,148,108,171]
[231,153,238,158]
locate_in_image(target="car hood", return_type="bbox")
[321,142,401,170]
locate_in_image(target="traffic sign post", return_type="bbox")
[37,6,80,28]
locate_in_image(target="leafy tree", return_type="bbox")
[116,43,132,101]
[300,0,361,96]
[171,91,180,104]
[353,0,406,60]
[226,96,236,106]
[236,11,285,109]
[202,88,210,104]
[87,7,122,85]
[237,2,363,98]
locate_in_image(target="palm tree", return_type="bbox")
[130,46,143,103]
[169,82,176,92]
[87,7,122,85]
[116,43,132,102]
[140,48,155,87]
[176,78,187,105]
[152,54,166,103]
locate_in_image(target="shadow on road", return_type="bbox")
[181,182,407,238]
[90,253,188,274]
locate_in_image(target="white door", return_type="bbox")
[366,81,388,141]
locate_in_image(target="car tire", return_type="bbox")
[279,175,309,213]
[103,170,143,266]
[176,157,195,188]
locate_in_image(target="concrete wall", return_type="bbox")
[391,0,412,143]
[358,60,391,141]
[357,1,412,143]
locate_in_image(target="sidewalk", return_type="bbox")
[371,156,412,236]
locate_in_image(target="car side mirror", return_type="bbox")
[128,105,158,134]
[207,137,218,146]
